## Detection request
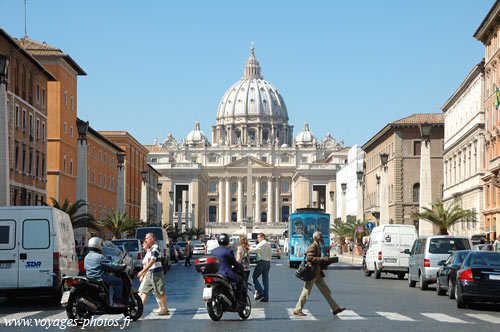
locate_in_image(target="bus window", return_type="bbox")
[305,217,316,235]
[291,217,305,236]
[317,217,330,234]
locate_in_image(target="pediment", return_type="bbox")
[226,156,273,168]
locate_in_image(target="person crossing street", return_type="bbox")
[249,233,272,302]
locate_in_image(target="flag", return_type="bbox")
[496,86,500,110]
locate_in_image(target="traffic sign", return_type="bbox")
[356,225,364,234]
[366,222,374,231]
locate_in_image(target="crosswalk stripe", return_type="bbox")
[43,311,66,320]
[193,307,210,320]
[1,311,42,321]
[465,313,500,324]
[143,308,176,320]
[376,312,415,321]
[337,310,365,320]
[250,308,265,320]
[421,313,470,324]
[287,308,317,321]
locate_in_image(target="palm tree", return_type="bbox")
[411,199,477,235]
[345,219,369,246]
[45,198,99,230]
[331,219,351,245]
[99,209,138,239]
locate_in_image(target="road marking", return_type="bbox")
[143,308,176,320]
[0,311,43,321]
[250,308,265,319]
[421,313,470,323]
[337,310,365,320]
[287,308,317,320]
[376,312,415,321]
[193,307,210,320]
[43,310,66,320]
[275,264,283,266]
[465,313,500,324]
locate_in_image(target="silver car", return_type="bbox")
[112,239,145,271]
[407,236,472,290]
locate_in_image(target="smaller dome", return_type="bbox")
[295,121,316,147]
[186,121,209,147]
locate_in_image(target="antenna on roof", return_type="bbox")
[24,0,28,37]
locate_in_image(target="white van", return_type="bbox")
[364,224,417,279]
[0,206,78,301]
[135,227,170,270]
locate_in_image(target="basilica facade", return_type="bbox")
[146,47,349,235]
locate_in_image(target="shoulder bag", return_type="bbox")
[295,255,314,282]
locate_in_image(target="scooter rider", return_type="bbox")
[211,233,247,306]
[84,237,127,307]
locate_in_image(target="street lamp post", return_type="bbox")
[419,122,433,235]
[140,170,148,223]
[379,152,389,225]
[0,54,10,206]
[75,119,89,213]
[116,153,125,213]
[168,190,174,229]
[156,182,162,225]
[191,203,196,230]
[184,200,189,233]
[357,170,364,221]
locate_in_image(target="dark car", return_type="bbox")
[170,246,179,262]
[454,251,500,308]
[75,242,134,276]
[436,250,472,298]
[174,245,184,260]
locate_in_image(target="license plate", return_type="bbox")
[60,291,70,305]
[385,258,397,263]
[489,275,500,280]
[202,287,212,300]
[0,263,11,269]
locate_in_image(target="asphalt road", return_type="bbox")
[2,257,500,332]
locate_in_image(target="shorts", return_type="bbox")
[139,270,165,297]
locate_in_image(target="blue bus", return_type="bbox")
[288,208,330,268]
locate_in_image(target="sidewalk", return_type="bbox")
[333,253,363,266]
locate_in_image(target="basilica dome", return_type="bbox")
[216,46,289,125]
[186,121,208,147]
[295,121,316,147]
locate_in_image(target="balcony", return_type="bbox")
[489,155,500,173]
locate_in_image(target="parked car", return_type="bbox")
[0,206,78,302]
[473,244,494,251]
[249,244,258,264]
[206,240,219,255]
[270,242,281,259]
[193,243,206,255]
[436,250,472,298]
[135,227,170,270]
[76,242,134,277]
[174,245,184,260]
[454,251,500,308]
[365,224,417,279]
[407,235,473,290]
[170,246,179,262]
[112,239,144,271]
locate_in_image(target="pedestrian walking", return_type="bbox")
[236,235,251,281]
[249,233,271,302]
[184,239,193,266]
[138,233,169,315]
[494,235,500,252]
[293,231,345,317]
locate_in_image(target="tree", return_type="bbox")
[45,198,99,230]
[411,199,477,235]
[331,219,351,245]
[345,219,370,246]
[99,209,138,239]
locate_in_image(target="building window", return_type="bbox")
[103,174,106,187]
[15,105,19,127]
[41,122,45,141]
[104,152,107,163]
[15,145,19,169]
[63,155,67,173]
[261,182,267,194]
[22,109,26,131]
[70,96,74,110]
[42,88,46,108]
[232,156,237,162]
[281,155,290,163]
[36,84,40,103]
[36,119,40,139]
[208,155,217,163]
[99,150,102,160]
[414,141,421,156]
[231,182,237,194]
[29,113,33,134]
[70,159,73,175]
[282,180,289,193]
[93,169,95,184]
[261,156,267,163]
[36,153,39,177]
[209,181,216,193]
[70,126,73,137]
[22,148,26,172]
[64,122,67,134]
[413,183,420,202]
[41,155,45,178]
[261,212,267,222]
[301,156,308,163]
[64,90,67,106]
[28,151,32,175]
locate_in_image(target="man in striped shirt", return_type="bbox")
[138,233,169,315]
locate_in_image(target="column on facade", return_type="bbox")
[255,177,261,222]
[211,126,216,145]
[237,177,243,223]
[275,177,280,223]
[225,177,231,223]
[258,125,262,145]
[140,178,148,222]
[0,79,9,206]
[218,178,225,223]
[478,135,484,173]
[242,125,247,145]
[267,177,274,223]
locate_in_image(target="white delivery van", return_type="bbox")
[135,227,171,270]
[364,224,417,279]
[0,206,78,301]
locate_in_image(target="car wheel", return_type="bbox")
[455,285,467,309]
[363,263,373,277]
[419,272,428,290]
[375,264,381,279]
[448,279,455,299]
[436,278,446,296]
[408,274,416,287]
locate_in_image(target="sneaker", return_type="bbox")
[332,308,346,316]
[112,302,126,308]
[254,292,263,301]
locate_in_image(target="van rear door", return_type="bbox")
[382,226,400,265]
[399,227,417,267]
[18,217,52,288]
[0,219,18,288]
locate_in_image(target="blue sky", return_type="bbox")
[0,0,494,147]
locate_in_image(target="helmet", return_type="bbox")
[218,233,229,246]
[88,237,103,252]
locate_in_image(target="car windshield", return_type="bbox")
[136,228,164,241]
[429,238,470,254]
[102,246,120,258]
[454,251,471,264]
[112,240,139,252]
[467,252,500,267]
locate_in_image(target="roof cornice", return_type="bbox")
[474,0,500,43]
[441,60,485,112]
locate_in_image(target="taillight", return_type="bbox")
[204,276,214,284]
[291,247,295,255]
[137,252,141,260]
[53,252,60,272]
[378,251,382,261]
[276,248,280,253]
[66,279,82,287]
[195,259,201,264]
[424,259,430,267]
[205,258,217,263]
[460,268,474,281]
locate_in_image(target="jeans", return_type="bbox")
[252,260,270,301]
[185,254,192,266]
[101,273,123,304]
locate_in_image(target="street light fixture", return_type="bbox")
[357,170,364,182]
[169,191,174,201]
[156,183,162,191]
[419,122,432,139]
[0,54,9,83]
[341,183,347,192]
[380,152,389,166]
[140,170,147,182]
[329,190,334,200]
[76,120,89,139]
[117,153,125,165]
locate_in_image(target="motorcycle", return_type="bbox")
[60,250,143,324]
[195,256,251,321]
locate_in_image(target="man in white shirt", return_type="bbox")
[249,233,272,302]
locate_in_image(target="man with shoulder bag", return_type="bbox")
[293,231,345,317]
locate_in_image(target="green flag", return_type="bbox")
[496,86,500,110]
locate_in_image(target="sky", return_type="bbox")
[0,0,495,148]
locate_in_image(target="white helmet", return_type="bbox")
[88,237,103,251]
